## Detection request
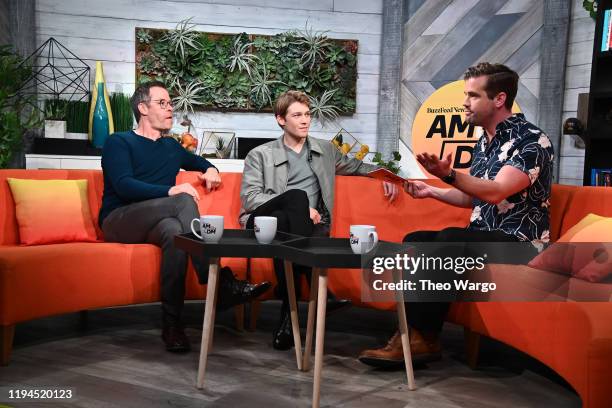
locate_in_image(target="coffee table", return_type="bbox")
[280,237,416,408]
[175,231,416,408]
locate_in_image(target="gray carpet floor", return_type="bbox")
[0,301,581,407]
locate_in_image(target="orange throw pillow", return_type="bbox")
[7,178,98,245]
[529,214,612,282]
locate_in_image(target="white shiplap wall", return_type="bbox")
[35,0,383,148]
[559,0,594,185]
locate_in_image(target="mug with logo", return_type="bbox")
[191,215,224,243]
[254,216,277,244]
[350,225,379,254]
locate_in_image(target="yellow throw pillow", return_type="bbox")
[557,213,608,243]
[7,178,98,245]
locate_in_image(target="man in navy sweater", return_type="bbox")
[99,81,270,352]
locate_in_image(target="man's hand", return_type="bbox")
[382,181,399,203]
[403,180,435,199]
[309,207,321,224]
[169,183,201,201]
[417,152,452,179]
[199,167,221,191]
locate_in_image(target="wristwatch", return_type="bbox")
[442,169,456,184]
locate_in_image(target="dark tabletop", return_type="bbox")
[175,230,410,269]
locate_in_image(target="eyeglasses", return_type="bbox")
[149,99,174,109]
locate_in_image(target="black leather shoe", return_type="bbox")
[162,325,191,353]
[217,267,271,310]
[272,312,294,351]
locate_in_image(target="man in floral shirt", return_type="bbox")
[359,63,554,368]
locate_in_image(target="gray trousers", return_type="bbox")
[101,193,204,323]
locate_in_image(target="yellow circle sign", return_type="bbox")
[411,80,521,176]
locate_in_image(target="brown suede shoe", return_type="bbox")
[358,328,441,368]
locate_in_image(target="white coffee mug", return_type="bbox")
[254,216,277,244]
[191,215,224,243]
[350,225,379,254]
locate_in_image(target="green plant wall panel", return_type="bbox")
[135,25,358,115]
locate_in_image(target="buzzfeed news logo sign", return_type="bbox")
[411,81,520,175]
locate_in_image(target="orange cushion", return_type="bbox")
[7,178,98,245]
[529,214,612,282]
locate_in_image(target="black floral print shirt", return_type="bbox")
[468,114,554,249]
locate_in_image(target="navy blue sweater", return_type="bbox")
[99,130,215,226]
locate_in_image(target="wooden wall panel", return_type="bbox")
[35,0,384,148]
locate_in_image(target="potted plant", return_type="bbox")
[0,45,40,168]
[64,99,90,139]
[44,99,67,139]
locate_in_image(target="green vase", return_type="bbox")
[89,61,114,148]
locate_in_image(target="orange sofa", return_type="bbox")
[1,169,611,408]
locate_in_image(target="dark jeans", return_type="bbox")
[102,193,206,324]
[402,227,530,334]
[246,189,329,312]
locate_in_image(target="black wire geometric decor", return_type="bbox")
[18,37,90,112]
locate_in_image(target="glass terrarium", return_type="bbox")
[165,115,198,153]
[200,131,236,159]
[330,128,371,160]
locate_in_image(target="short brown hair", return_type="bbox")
[464,63,518,110]
[131,80,167,123]
[274,90,310,118]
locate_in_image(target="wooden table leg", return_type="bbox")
[208,274,220,354]
[197,258,220,389]
[393,268,416,390]
[312,268,328,408]
[302,267,319,372]
[284,260,303,370]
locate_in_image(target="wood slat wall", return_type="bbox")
[34,0,383,147]
[559,0,593,186]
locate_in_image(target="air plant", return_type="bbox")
[215,136,225,151]
[228,35,258,76]
[294,23,331,70]
[161,17,200,60]
[172,80,206,115]
[308,89,341,126]
[250,64,284,108]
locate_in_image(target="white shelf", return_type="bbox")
[25,154,245,173]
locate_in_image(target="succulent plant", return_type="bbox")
[137,53,157,74]
[136,28,153,44]
[44,99,68,121]
[136,24,358,114]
